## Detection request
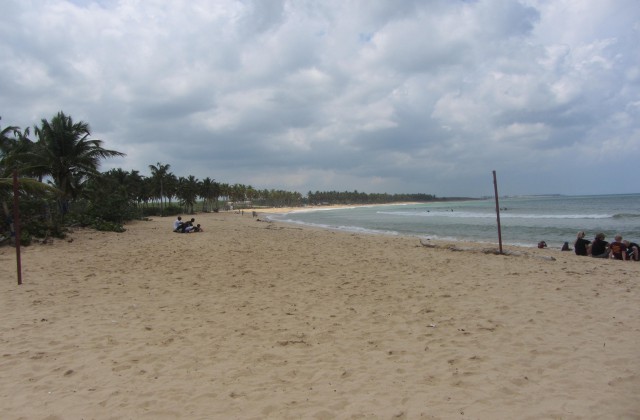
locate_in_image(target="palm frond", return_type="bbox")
[0,177,61,195]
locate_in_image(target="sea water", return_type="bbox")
[268,194,640,248]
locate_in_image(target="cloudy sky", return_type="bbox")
[1,0,639,197]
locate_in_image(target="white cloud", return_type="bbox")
[1,0,638,196]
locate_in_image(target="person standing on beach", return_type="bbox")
[574,231,591,256]
[589,233,609,258]
[609,235,628,260]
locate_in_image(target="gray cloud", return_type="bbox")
[1,0,638,197]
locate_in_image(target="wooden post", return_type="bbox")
[12,169,23,285]
[493,170,503,255]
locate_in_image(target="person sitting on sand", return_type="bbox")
[538,241,547,249]
[181,218,196,233]
[589,233,609,258]
[608,235,628,260]
[574,231,591,256]
[173,216,183,232]
[192,224,203,232]
[623,240,639,261]
[561,242,571,251]
[174,218,195,233]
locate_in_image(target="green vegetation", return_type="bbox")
[306,191,435,205]
[2,112,441,246]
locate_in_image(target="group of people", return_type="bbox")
[172,216,203,233]
[574,231,639,261]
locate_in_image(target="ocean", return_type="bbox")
[268,194,640,248]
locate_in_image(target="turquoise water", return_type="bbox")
[269,194,640,248]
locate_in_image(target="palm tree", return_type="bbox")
[1,119,60,222]
[0,119,28,178]
[140,177,155,209]
[176,175,199,214]
[1,120,20,157]
[245,185,256,207]
[126,170,145,209]
[200,177,215,212]
[231,183,246,206]
[218,183,230,209]
[31,111,125,214]
[148,162,171,215]
[165,173,178,206]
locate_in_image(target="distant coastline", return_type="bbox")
[255,197,480,214]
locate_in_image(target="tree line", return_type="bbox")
[307,190,435,205]
[1,111,438,244]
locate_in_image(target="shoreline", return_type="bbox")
[254,206,551,251]
[254,198,640,250]
[1,211,639,418]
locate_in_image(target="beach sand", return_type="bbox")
[1,211,639,419]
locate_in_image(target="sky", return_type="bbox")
[1,0,639,197]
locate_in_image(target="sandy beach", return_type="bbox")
[1,210,639,419]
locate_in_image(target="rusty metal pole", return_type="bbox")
[493,170,503,255]
[12,169,23,285]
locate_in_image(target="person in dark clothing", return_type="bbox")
[574,231,591,256]
[180,218,196,233]
[590,233,609,258]
[623,240,639,261]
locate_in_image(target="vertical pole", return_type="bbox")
[493,170,503,255]
[12,169,23,285]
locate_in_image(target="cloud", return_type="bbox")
[1,0,638,196]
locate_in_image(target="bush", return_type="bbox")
[142,206,161,217]
[163,205,183,216]
[91,218,126,232]
[8,196,67,246]
[65,212,125,233]
[23,220,67,240]
[20,230,32,246]
[141,205,183,217]
[84,195,139,224]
